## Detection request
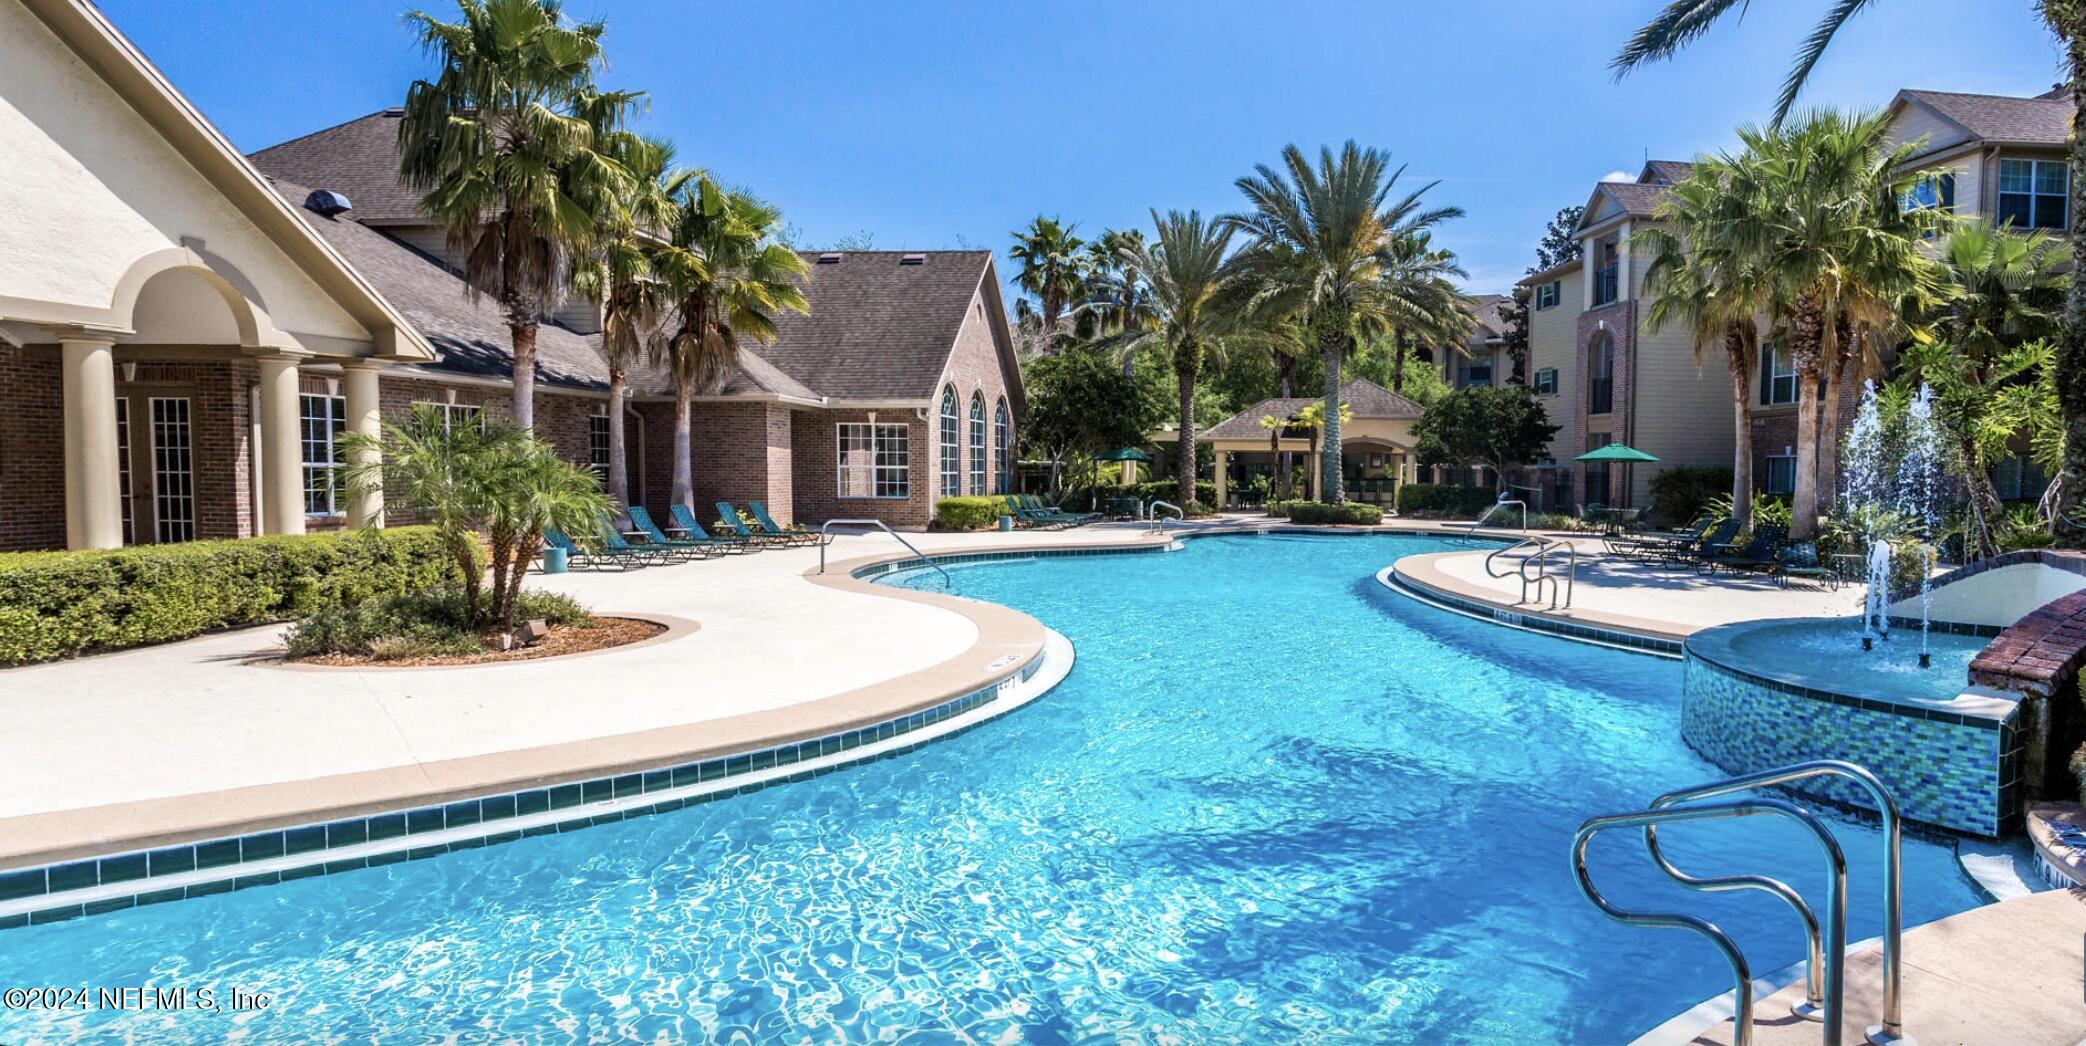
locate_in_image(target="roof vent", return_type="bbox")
[304,189,353,217]
[817,252,844,264]
[900,253,927,266]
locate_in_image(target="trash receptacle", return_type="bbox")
[542,546,569,573]
[998,514,1014,532]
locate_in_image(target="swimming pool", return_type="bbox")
[0,534,1985,1041]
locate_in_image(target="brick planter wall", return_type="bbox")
[1961,550,2086,810]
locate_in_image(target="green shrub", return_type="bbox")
[283,587,590,659]
[1394,483,1496,518]
[934,496,1008,530]
[1649,466,1733,526]
[1526,512,1584,531]
[1286,501,1384,525]
[1265,499,1307,519]
[0,527,453,666]
[1125,479,1216,507]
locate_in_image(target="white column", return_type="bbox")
[1213,450,1228,508]
[342,361,386,528]
[1617,220,1633,299]
[255,353,307,536]
[60,333,123,550]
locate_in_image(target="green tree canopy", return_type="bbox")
[1021,347,1166,492]
[1412,386,1560,484]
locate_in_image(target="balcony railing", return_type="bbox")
[1591,263,1620,306]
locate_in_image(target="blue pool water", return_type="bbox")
[0,535,1984,1042]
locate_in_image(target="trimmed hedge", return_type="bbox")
[1287,501,1384,526]
[1394,483,1497,518]
[0,527,454,666]
[934,496,1008,531]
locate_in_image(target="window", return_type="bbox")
[1998,159,2067,231]
[1534,368,1559,395]
[939,387,960,497]
[589,413,611,475]
[1588,334,1614,415]
[1760,342,1797,406]
[300,393,346,515]
[1534,281,1561,310]
[994,398,1011,494]
[968,392,987,494]
[837,423,910,498]
[1901,171,1955,215]
[1591,236,1621,306]
[1459,360,1493,387]
[1994,454,2045,500]
[1584,434,1611,506]
[1764,453,1796,495]
[413,400,483,431]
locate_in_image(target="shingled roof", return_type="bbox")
[1201,379,1424,441]
[1900,88,2072,147]
[251,110,427,226]
[759,251,998,402]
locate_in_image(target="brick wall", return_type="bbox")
[0,345,63,551]
[793,407,931,528]
[1576,302,1635,507]
[938,298,1018,503]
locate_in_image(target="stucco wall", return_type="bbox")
[0,0,367,346]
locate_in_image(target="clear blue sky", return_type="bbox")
[103,0,2060,296]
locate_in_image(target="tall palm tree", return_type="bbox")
[1614,0,2086,528]
[1380,233,1475,394]
[1639,164,1776,528]
[570,132,676,518]
[1226,142,1463,502]
[650,173,810,510]
[1711,110,1939,538]
[1098,211,1237,510]
[1080,228,1154,346]
[1008,217,1090,355]
[397,0,638,430]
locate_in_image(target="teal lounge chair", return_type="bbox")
[1700,522,1789,575]
[714,502,792,546]
[1034,493,1100,523]
[667,503,752,554]
[543,526,653,571]
[1005,494,1066,530]
[625,506,715,560]
[748,501,822,547]
[1607,515,1715,562]
[1656,517,1742,568]
[1021,494,1090,526]
[598,523,677,566]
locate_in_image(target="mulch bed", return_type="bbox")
[293,616,666,668]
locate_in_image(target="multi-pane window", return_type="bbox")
[1761,343,1797,406]
[1764,454,1796,495]
[589,413,611,475]
[1534,281,1561,310]
[968,391,986,495]
[838,422,910,499]
[1459,360,1493,387]
[1588,335,1614,415]
[1533,368,1559,395]
[1998,159,2067,231]
[300,393,346,515]
[1994,454,2046,500]
[115,398,133,545]
[1901,171,1955,215]
[413,401,483,431]
[150,397,195,543]
[994,398,1011,494]
[939,386,960,497]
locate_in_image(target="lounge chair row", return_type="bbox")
[543,502,821,571]
[1604,515,1831,585]
[1003,494,1098,530]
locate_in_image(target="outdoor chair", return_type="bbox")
[1654,517,1742,568]
[716,502,795,546]
[1775,540,1838,590]
[748,501,823,546]
[624,506,715,560]
[1605,515,1715,562]
[667,503,753,553]
[1699,522,1790,575]
[543,526,646,571]
[599,524,679,566]
[1025,494,1095,525]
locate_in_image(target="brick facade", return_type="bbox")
[1575,302,1636,507]
[0,345,64,550]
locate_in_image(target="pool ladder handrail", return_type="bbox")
[816,518,951,588]
[1456,498,1527,543]
[1578,760,1912,1046]
[1148,499,1184,536]
[1483,535,1574,608]
[1575,797,1848,1046]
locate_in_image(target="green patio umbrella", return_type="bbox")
[1091,446,1154,463]
[1572,443,1658,463]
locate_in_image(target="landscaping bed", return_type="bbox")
[291,614,665,667]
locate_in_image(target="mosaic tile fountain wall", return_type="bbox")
[1681,657,2020,837]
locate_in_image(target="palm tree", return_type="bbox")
[1381,233,1475,394]
[650,173,810,510]
[398,0,638,431]
[1097,211,1237,510]
[1227,142,1463,503]
[1080,228,1154,346]
[1008,217,1090,355]
[1614,0,2086,528]
[481,437,611,630]
[1639,164,1776,528]
[1710,110,1939,538]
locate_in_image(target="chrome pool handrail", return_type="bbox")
[1575,798,1850,1046]
[1484,535,1574,608]
[1646,760,1910,1045]
[816,518,951,587]
[1148,500,1184,535]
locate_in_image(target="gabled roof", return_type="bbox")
[1895,88,2071,148]
[1640,159,1696,185]
[757,251,1002,402]
[1464,294,1508,342]
[14,0,431,360]
[1576,160,1695,232]
[250,109,427,227]
[1201,378,1423,441]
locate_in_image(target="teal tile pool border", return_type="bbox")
[1377,566,1683,659]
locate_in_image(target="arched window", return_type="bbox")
[968,392,986,495]
[1588,332,1615,415]
[939,386,960,497]
[994,398,1011,494]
